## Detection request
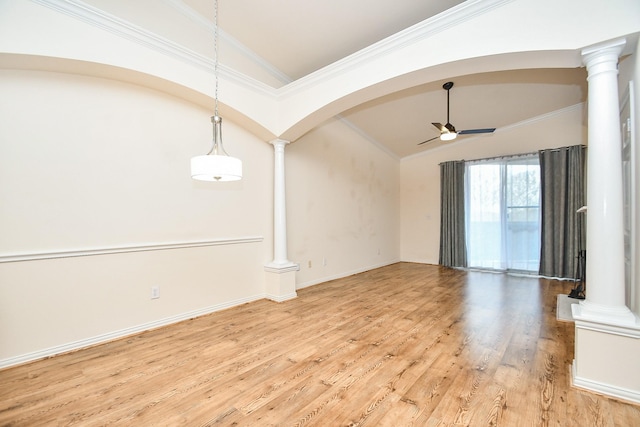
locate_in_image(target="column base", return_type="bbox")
[572,300,637,326]
[264,261,299,302]
[571,313,640,404]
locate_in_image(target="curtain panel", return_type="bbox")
[538,145,586,278]
[439,160,467,267]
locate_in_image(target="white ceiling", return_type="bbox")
[182,0,466,80]
[341,69,587,158]
[113,0,591,158]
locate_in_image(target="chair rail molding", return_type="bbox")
[0,236,264,263]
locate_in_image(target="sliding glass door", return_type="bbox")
[465,156,541,272]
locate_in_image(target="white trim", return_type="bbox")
[31,0,210,72]
[572,362,640,404]
[162,0,292,85]
[400,258,439,265]
[29,0,514,102]
[164,0,399,159]
[296,259,400,290]
[264,263,300,274]
[0,237,263,263]
[0,293,266,370]
[265,292,298,303]
[279,0,515,96]
[631,80,637,313]
[162,0,211,28]
[29,0,277,96]
[337,115,400,161]
[498,103,585,133]
[581,38,627,61]
[573,311,640,339]
[621,80,637,312]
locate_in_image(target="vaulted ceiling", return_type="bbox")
[184,0,466,81]
[75,0,638,158]
[174,0,591,158]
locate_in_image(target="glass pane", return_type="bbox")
[466,156,540,273]
[505,160,540,271]
[466,164,504,270]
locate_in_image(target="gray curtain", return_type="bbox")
[538,145,586,278]
[439,160,467,267]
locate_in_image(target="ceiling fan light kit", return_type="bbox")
[440,132,457,141]
[418,81,496,146]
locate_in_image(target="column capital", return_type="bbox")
[269,138,291,148]
[582,38,626,71]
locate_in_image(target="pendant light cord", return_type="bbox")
[207,0,220,156]
[213,0,219,117]
[191,0,241,181]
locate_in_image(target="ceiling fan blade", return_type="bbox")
[420,83,495,148]
[418,136,440,145]
[458,128,496,135]
[431,122,446,133]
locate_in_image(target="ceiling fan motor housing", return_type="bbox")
[417,80,496,146]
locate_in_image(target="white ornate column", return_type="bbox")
[573,38,635,325]
[571,38,640,405]
[264,139,298,302]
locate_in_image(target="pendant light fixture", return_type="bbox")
[190,0,242,182]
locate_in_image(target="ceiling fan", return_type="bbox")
[418,81,496,145]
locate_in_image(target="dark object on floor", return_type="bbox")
[569,249,586,299]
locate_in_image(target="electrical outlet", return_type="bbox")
[308,260,312,268]
[151,286,160,299]
[322,257,327,266]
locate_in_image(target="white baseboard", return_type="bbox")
[399,258,438,265]
[296,259,400,290]
[0,293,266,370]
[265,292,298,303]
[1,261,401,369]
[572,361,640,404]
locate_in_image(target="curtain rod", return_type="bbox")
[539,144,587,153]
[439,144,586,165]
[439,151,537,165]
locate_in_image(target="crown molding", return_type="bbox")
[497,102,585,132]
[28,0,277,95]
[27,0,518,144]
[279,0,515,98]
[162,0,293,85]
[337,115,400,161]
[30,0,207,71]
[30,0,515,102]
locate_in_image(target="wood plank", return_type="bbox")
[1,263,639,425]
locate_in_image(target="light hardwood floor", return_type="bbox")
[1,263,639,426]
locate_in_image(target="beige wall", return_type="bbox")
[287,118,401,288]
[400,104,588,264]
[0,69,403,366]
[0,66,634,375]
[0,70,274,365]
[1,66,634,369]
